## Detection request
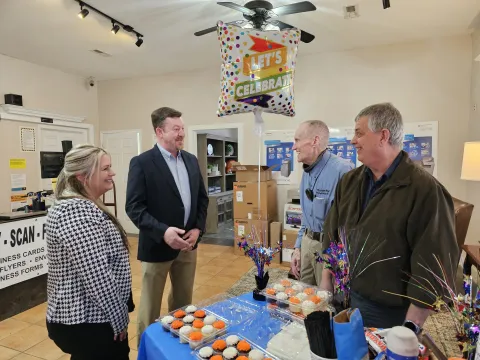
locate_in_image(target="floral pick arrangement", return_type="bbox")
[315,228,400,309]
[237,224,282,279]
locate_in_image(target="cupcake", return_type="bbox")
[194,310,206,318]
[237,340,251,353]
[213,320,225,330]
[198,346,214,359]
[174,310,186,318]
[211,356,222,360]
[304,287,315,295]
[170,320,183,337]
[280,279,292,287]
[223,347,238,360]
[285,288,296,296]
[296,293,308,302]
[212,339,227,352]
[183,315,195,325]
[179,325,192,344]
[185,305,197,314]
[289,296,301,314]
[292,284,303,292]
[309,295,321,304]
[302,300,318,316]
[265,288,276,303]
[226,335,240,347]
[201,325,215,337]
[160,315,174,331]
[204,315,217,325]
[276,292,289,308]
[273,284,285,292]
[237,357,249,360]
[189,331,203,349]
[249,349,264,360]
[193,319,204,330]
[317,290,332,302]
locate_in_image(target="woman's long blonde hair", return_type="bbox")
[55,144,129,250]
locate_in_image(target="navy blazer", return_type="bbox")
[125,146,209,262]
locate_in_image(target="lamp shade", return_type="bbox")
[461,142,480,181]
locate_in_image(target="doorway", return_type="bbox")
[100,130,142,234]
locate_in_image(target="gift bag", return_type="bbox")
[333,308,369,360]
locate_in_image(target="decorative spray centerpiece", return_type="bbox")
[315,228,400,310]
[237,224,281,301]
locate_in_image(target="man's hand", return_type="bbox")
[183,228,201,251]
[320,268,333,292]
[291,248,301,279]
[164,227,190,250]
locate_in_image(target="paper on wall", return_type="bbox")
[11,174,26,191]
[20,127,36,152]
[9,158,26,169]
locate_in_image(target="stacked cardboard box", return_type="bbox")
[281,202,303,266]
[232,164,277,256]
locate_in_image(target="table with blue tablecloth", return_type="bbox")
[137,293,288,360]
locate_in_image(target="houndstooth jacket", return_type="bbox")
[46,198,131,335]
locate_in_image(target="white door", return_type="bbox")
[39,126,89,190]
[101,130,141,234]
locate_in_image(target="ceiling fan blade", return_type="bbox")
[194,26,218,36]
[217,2,255,16]
[271,1,316,16]
[274,20,315,43]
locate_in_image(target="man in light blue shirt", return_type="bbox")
[291,120,354,286]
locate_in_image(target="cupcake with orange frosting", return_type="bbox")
[237,339,251,354]
[289,296,301,314]
[212,339,227,352]
[265,288,276,303]
[188,331,203,349]
[304,288,315,295]
[193,319,204,331]
[210,356,222,360]
[280,279,292,287]
[194,310,206,319]
[174,309,186,318]
[285,288,296,297]
[170,320,183,337]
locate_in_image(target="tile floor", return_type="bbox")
[0,237,287,360]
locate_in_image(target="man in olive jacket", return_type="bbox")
[320,103,459,330]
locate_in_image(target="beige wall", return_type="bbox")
[98,34,472,217]
[0,54,99,212]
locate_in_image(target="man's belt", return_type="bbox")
[305,228,322,241]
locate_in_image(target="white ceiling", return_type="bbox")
[0,0,479,80]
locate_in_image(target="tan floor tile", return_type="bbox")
[130,261,142,275]
[129,349,138,360]
[131,274,143,290]
[208,275,242,288]
[24,338,65,360]
[129,336,138,351]
[220,266,251,278]
[12,303,47,325]
[0,325,48,352]
[0,319,31,341]
[160,308,169,316]
[193,272,213,285]
[129,309,139,324]
[192,285,227,303]
[196,257,213,267]
[55,355,70,360]
[127,322,137,340]
[196,265,224,276]
[206,258,235,268]
[10,354,41,360]
[34,320,46,328]
[0,345,20,360]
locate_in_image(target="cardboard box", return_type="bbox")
[284,203,302,231]
[233,180,277,220]
[281,229,299,266]
[233,219,271,256]
[232,163,274,182]
[269,222,282,264]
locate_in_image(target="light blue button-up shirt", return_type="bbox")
[295,151,354,248]
[157,144,191,227]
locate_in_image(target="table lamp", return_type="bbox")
[461,142,480,181]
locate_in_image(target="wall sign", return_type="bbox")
[0,216,47,290]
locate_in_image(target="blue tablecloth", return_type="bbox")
[137,293,285,360]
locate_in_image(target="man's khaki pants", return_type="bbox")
[137,249,197,344]
[300,232,324,286]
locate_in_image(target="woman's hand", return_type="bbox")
[114,329,128,342]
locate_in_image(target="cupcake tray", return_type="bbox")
[192,332,280,360]
[259,278,333,323]
[158,306,230,349]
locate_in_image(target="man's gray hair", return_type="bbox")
[303,120,329,149]
[355,103,404,148]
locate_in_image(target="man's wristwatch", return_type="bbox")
[403,320,422,335]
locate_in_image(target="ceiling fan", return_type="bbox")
[194,1,317,43]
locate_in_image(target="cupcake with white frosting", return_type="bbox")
[179,325,192,344]
[204,315,216,325]
[160,315,174,331]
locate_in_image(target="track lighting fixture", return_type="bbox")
[383,0,390,9]
[111,22,120,34]
[74,0,144,46]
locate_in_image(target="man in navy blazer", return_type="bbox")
[125,107,209,342]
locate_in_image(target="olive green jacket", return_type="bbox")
[322,151,459,308]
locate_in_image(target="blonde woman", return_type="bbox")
[45,144,132,359]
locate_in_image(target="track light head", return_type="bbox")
[111,23,120,34]
[135,37,144,47]
[383,0,390,9]
[78,8,89,18]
